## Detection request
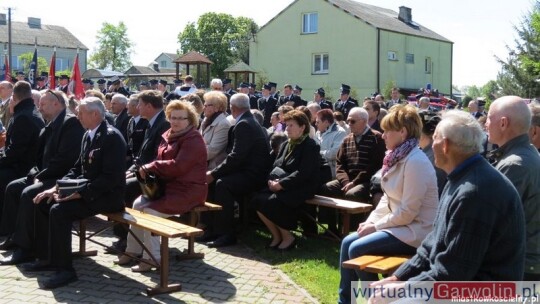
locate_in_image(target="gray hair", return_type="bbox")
[210,78,222,88]
[112,93,128,105]
[307,102,321,112]
[128,93,139,106]
[437,110,483,155]
[419,96,430,105]
[251,109,264,126]
[230,93,250,110]
[348,107,369,121]
[530,104,540,127]
[80,96,106,120]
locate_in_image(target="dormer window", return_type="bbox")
[302,12,318,34]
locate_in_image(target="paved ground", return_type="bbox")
[0,216,318,304]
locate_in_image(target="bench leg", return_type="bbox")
[176,236,204,261]
[341,212,351,238]
[146,236,181,296]
[72,219,97,257]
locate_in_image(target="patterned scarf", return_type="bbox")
[286,134,308,160]
[381,138,419,177]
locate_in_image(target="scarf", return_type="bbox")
[286,134,308,160]
[201,111,224,131]
[167,125,193,141]
[381,137,419,177]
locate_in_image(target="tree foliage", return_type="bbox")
[496,1,540,97]
[89,22,133,72]
[17,52,48,74]
[178,13,258,77]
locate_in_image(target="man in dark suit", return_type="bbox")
[0,81,44,222]
[335,84,358,118]
[259,83,278,128]
[293,85,308,107]
[96,78,107,95]
[278,84,303,108]
[26,97,126,289]
[111,90,169,252]
[268,81,279,101]
[126,94,148,166]
[111,94,130,142]
[157,80,169,100]
[314,88,333,110]
[58,75,69,94]
[0,90,84,256]
[385,87,405,109]
[204,93,271,247]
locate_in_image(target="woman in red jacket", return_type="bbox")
[115,100,208,272]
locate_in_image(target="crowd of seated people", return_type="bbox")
[0,75,536,299]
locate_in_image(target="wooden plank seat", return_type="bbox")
[75,207,203,296]
[304,195,372,240]
[342,255,412,275]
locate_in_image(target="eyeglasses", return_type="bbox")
[169,116,189,121]
[204,104,214,108]
[46,90,63,104]
[346,119,356,124]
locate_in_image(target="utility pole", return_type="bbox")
[7,7,12,72]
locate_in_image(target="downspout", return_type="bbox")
[450,43,453,98]
[376,28,380,93]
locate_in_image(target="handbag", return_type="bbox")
[57,178,89,197]
[135,166,165,200]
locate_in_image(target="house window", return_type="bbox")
[387,51,398,61]
[313,53,329,74]
[405,53,414,64]
[425,57,432,74]
[160,60,167,68]
[302,13,318,34]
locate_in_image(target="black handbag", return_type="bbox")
[135,166,165,200]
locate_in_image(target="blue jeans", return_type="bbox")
[338,231,416,304]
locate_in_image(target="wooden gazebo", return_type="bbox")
[173,51,213,88]
[224,61,257,88]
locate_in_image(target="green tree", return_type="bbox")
[481,80,500,100]
[466,85,482,98]
[178,13,258,77]
[496,2,540,97]
[89,22,133,71]
[17,52,48,75]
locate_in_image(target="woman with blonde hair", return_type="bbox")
[338,104,439,303]
[115,100,207,272]
[201,91,232,170]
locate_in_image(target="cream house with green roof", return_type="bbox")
[249,0,453,101]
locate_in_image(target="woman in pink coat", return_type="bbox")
[116,100,207,272]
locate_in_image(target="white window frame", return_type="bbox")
[313,53,329,74]
[302,12,318,34]
[425,57,432,74]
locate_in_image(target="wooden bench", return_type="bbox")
[342,255,412,275]
[75,207,203,296]
[304,195,372,240]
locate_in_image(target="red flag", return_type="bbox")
[69,53,84,100]
[49,48,56,89]
[3,53,10,82]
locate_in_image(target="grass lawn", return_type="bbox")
[239,226,341,304]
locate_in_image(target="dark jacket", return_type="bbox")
[260,96,278,128]
[146,127,207,214]
[114,108,130,142]
[35,109,85,181]
[272,137,320,205]
[0,98,45,175]
[63,121,126,213]
[278,94,303,108]
[212,111,271,183]
[335,97,358,118]
[127,116,148,159]
[130,110,170,171]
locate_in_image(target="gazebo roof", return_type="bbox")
[173,51,213,64]
[224,61,256,73]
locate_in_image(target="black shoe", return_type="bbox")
[0,237,16,251]
[195,231,218,243]
[41,270,78,289]
[0,248,33,265]
[104,239,127,255]
[207,234,237,248]
[21,260,57,272]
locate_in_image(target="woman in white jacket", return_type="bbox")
[338,105,439,304]
[315,109,347,178]
[201,91,232,170]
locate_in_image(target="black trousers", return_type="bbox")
[0,177,54,236]
[0,167,22,221]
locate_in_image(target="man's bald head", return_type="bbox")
[487,96,531,146]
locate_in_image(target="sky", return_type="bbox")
[5,0,536,88]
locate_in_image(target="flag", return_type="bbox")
[68,52,84,100]
[2,53,9,82]
[29,47,38,87]
[49,48,56,89]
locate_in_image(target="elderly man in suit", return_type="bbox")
[203,93,271,247]
[28,97,126,289]
[0,90,84,253]
[111,94,130,142]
